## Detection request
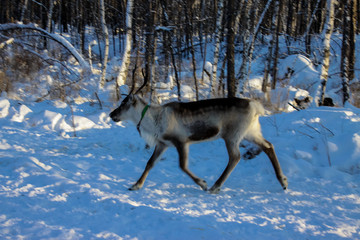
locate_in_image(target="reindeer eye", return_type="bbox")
[120,95,129,105]
[119,95,133,110]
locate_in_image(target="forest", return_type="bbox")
[0,0,359,107]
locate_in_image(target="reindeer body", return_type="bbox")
[110,95,288,193]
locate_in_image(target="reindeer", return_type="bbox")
[109,87,288,194]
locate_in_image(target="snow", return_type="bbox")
[0,96,359,239]
[278,54,319,94]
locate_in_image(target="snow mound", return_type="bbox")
[2,99,104,134]
[270,86,311,111]
[278,54,319,95]
[0,98,10,118]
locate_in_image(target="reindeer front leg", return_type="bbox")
[174,141,208,191]
[129,142,168,190]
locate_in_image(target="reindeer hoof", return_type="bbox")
[197,179,208,191]
[209,186,221,194]
[129,184,142,191]
[281,176,288,190]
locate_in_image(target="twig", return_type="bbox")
[323,135,332,167]
[295,130,315,139]
[95,92,103,109]
[69,103,77,137]
[288,102,300,111]
[305,123,321,134]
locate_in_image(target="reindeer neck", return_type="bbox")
[132,97,161,134]
[136,104,150,133]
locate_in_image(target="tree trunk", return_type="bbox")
[20,0,28,22]
[314,0,336,106]
[304,0,322,55]
[160,2,181,101]
[78,0,86,54]
[201,34,208,85]
[116,0,133,98]
[262,1,277,93]
[187,3,199,101]
[46,0,54,32]
[144,0,159,101]
[209,0,224,98]
[348,0,357,82]
[226,0,236,98]
[318,0,328,33]
[286,0,295,52]
[357,0,360,34]
[341,0,357,105]
[45,0,55,49]
[170,45,181,101]
[199,0,205,58]
[236,0,254,95]
[237,0,272,94]
[99,0,109,89]
[271,0,283,90]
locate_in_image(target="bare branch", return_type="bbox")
[0,23,90,71]
[0,33,78,77]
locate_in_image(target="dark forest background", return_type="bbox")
[0,0,359,106]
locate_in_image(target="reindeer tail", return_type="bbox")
[250,100,265,116]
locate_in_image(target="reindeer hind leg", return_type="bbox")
[250,136,288,190]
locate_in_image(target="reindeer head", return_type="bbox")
[109,94,137,122]
[110,65,148,123]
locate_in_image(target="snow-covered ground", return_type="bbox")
[0,96,359,239]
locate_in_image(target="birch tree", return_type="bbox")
[262,0,278,93]
[46,0,55,32]
[313,0,336,106]
[209,0,224,98]
[99,0,109,88]
[237,0,272,94]
[237,0,254,95]
[45,0,55,48]
[186,2,199,101]
[116,0,133,98]
[144,0,159,101]
[271,0,283,90]
[20,0,28,22]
